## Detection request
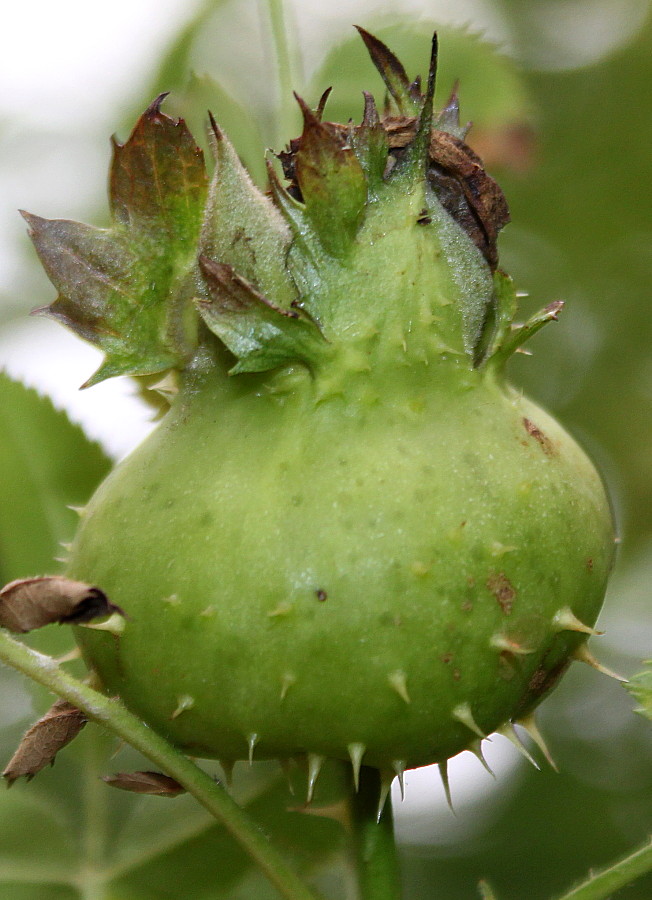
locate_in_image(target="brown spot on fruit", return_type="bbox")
[487,572,516,614]
[316,589,327,602]
[522,417,555,456]
[586,558,594,572]
[516,659,570,715]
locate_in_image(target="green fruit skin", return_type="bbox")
[70,357,614,770]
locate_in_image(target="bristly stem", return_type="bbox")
[263,0,298,146]
[350,766,402,900]
[554,837,652,900]
[0,630,319,900]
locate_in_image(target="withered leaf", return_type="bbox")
[102,771,186,797]
[0,576,124,633]
[3,699,87,785]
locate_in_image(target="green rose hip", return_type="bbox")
[25,30,615,794]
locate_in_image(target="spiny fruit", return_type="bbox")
[25,30,614,790]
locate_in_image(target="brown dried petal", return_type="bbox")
[0,577,124,633]
[102,771,186,797]
[3,700,87,785]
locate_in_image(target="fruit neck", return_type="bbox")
[179,330,496,421]
[287,174,497,375]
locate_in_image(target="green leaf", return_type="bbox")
[627,660,652,720]
[196,257,329,374]
[24,96,208,386]
[0,373,111,585]
[294,97,367,258]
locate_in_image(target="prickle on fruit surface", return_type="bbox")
[25,30,615,778]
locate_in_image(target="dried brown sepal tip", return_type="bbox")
[277,27,509,270]
[3,700,87,786]
[102,771,186,797]
[0,577,124,633]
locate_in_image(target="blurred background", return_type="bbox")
[0,1,650,898]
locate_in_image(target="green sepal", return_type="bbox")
[25,95,208,386]
[352,93,389,192]
[196,256,329,374]
[390,33,438,185]
[201,118,298,308]
[627,660,652,720]
[293,95,368,259]
[355,27,421,115]
[487,271,564,368]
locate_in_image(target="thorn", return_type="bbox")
[162,593,181,606]
[515,714,559,772]
[56,646,82,664]
[280,672,296,701]
[572,644,627,682]
[279,758,295,795]
[200,605,216,617]
[468,740,495,777]
[497,724,540,769]
[553,607,603,636]
[247,733,259,766]
[79,611,126,636]
[59,542,73,553]
[347,742,365,791]
[267,600,294,618]
[490,634,534,655]
[219,759,234,788]
[289,799,350,828]
[67,505,85,517]
[438,759,454,812]
[452,703,488,739]
[306,753,325,803]
[171,694,195,720]
[376,769,394,822]
[148,372,179,400]
[392,760,406,800]
[387,669,411,704]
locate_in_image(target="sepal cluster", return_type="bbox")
[23,30,561,388]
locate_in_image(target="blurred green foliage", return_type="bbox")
[0,2,650,898]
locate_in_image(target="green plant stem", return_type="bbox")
[263,0,297,145]
[0,631,319,900]
[350,767,402,900]
[555,838,652,900]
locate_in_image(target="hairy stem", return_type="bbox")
[554,838,652,900]
[350,767,402,900]
[0,630,319,900]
